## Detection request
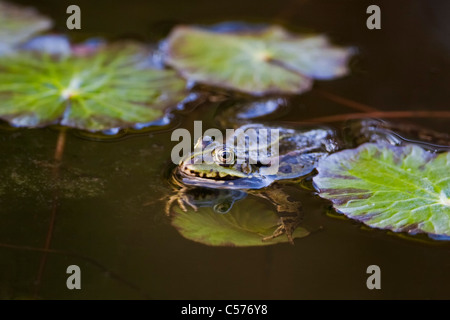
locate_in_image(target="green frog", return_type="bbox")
[171,122,337,243]
[168,99,450,244]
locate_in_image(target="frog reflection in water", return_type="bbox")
[167,98,450,244]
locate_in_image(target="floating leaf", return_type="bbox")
[0,44,187,131]
[313,143,450,238]
[0,1,52,49]
[171,198,309,246]
[164,25,353,95]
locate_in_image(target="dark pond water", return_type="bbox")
[1,0,449,299]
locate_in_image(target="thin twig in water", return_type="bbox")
[313,88,379,113]
[0,242,150,299]
[291,111,450,123]
[33,128,66,298]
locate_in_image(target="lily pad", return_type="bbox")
[164,25,353,95]
[313,143,450,238]
[171,199,309,246]
[0,44,187,131]
[0,1,52,49]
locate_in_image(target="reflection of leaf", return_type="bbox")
[171,198,309,246]
[313,143,450,238]
[164,25,353,95]
[0,1,52,48]
[0,44,187,131]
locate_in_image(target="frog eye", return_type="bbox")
[213,202,232,214]
[214,147,235,165]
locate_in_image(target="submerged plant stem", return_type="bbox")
[54,128,66,163]
[314,89,379,113]
[33,128,66,298]
[301,111,450,123]
[0,242,150,299]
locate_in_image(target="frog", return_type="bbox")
[167,98,450,244]
[169,120,339,244]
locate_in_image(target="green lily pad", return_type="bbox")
[313,143,450,238]
[0,1,52,48]
[0,44,187,131]
[164,25,353,95]
[171,199,309,246]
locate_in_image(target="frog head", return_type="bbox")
[177,135,277,189]
[175,124,335,190]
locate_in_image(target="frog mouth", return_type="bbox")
[179,165,241,181]
[175,163,274,190]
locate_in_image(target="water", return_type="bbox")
[0,0,449,299]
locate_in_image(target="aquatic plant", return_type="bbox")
[171,199,309,246]
[0,44,187,131]
[314,143,450,238]
[164,25,353,95]
[0,1,52,54]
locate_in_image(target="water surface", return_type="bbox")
[1,0,449,299]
